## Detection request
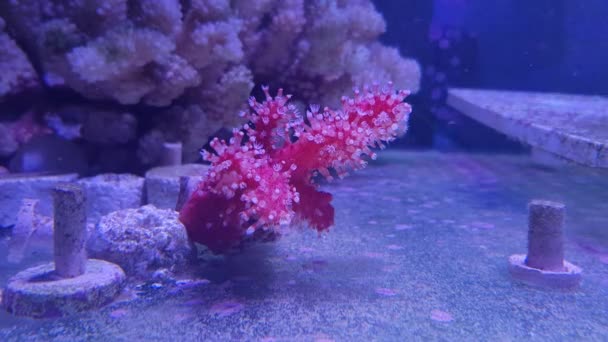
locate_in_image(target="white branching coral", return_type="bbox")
[247,0,306,76]
[0,0,420,164]
[70,30,159,79]
[131,0,183,37]
[182,19,244,69]
[0,17,39,98]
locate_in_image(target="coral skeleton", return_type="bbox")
[179,83,411,253]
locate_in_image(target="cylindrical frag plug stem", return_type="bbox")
[525,200,565,271]
[53,182,87,278]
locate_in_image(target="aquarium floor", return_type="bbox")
[1,151,608,341]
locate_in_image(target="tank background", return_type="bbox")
[375,0,608,151]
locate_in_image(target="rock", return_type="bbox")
[137,130,164,165]
[87,205,194,277]
[78,173,144,223]
[145,164,208,209]
[0,172,78,227]
[9,135,87,174]
[80,109,137,145]
[0,124,19,157]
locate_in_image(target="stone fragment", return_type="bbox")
[87,205,194,277]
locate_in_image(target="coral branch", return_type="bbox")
[179,83,411,253]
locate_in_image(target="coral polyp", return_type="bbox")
[179,84,412,253]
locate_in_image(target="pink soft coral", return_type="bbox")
[179,83,411,253]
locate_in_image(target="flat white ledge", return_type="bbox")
[447,88,608,168]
